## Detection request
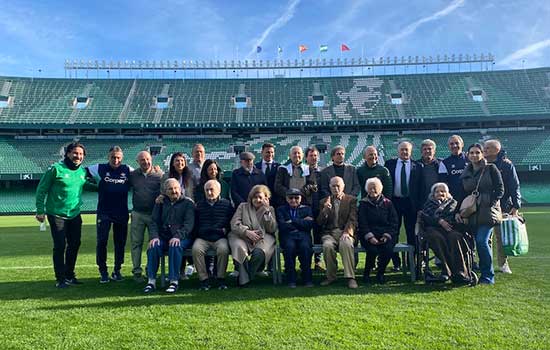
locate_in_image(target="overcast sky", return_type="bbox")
[0,0,549,77]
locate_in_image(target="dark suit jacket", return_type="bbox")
[316,194,358,238]
[276,204,314,244]
[255,160,281,205]
[255,161,280,192]
[319,164,360,199]
[230,167,267,207]
[384,158,424,210]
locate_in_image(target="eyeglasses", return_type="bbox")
[287,196,301,200]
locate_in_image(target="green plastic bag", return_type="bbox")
[500,215,529,256]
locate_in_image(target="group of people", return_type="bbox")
[35,134,521,292]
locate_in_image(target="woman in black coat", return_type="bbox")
[358,177,399,284]
[421,182,471,284]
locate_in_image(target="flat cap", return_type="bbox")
[239,151,255,161]
[286,188,302,196]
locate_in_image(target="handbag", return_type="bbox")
[500,214,529,256]
[460,167,485,218]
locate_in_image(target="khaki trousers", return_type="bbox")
[322,233,355,280]
[192,238,230,281]
[130,211,153,275]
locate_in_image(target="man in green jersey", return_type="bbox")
[36,142,95,288]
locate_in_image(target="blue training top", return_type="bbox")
[440,152,468,202]
[88,163,132,218]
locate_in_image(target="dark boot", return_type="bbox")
[248,249,266,282]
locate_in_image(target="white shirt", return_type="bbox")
[261,160,274,174]
[394,159,411,197]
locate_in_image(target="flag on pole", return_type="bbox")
[299,45,308,53]
[277,46,283,54]
[341,44,350,51]
[256,46,262,53]
[319,45,328,52]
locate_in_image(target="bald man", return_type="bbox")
[274,145,317,201]
[484,139,521,274]
[384,141,423,271]
[192,180,234,290]
[129,150,163,282]
[144,178,195,294]
[317,176,358,289]
[357,146,393,199]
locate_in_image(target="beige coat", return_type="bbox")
[229,202,278,263]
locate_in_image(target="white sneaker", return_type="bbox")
[499,262,512,274]
[229,270,239,278]
[256,271,270,277]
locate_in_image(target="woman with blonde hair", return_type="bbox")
[230,185,278,287]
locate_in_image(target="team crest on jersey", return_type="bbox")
[451,164,455,168]
[120,172,126,177]
[106,172,111,177]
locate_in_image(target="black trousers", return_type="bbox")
[391,197,418,267]
[360,238,395,275]
[47,214,82,282]
[96,214,128,274]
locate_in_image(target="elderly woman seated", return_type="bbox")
[420,182,471,284]
[230,184,278,287]
[358,177,398,284]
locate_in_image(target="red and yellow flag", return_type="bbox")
[341,44,350,51]
[299,45,308,53]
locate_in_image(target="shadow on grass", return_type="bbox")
[0,272,471,311]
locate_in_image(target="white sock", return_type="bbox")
[169,280,179,285]
[148,278,156,285]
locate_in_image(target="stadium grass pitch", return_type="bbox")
[0,208,548,349]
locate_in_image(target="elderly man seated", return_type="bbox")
[317,176,358,289]
[276,188,314,288]
[143,178,195,294]
[192,180,234,291]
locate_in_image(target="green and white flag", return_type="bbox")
[319,45,328,52]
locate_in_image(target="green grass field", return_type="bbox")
[0,209,548,349]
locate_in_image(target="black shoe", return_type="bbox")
[199,280,210,291]
[362,273,371,284]
[65,277,83,285]
[217,278,228,290]
[56,281,70,289]
[376,273,386,285]
[451,275,472,285]
[100,273,110,284]
[111,271,123,282]
[166,282,179,294]
[143,283,156,294]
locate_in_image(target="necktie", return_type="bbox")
[400,160,409,197]
[266,163,271,176]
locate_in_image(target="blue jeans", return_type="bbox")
[475,225,495,284]
[146,239,185,282]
